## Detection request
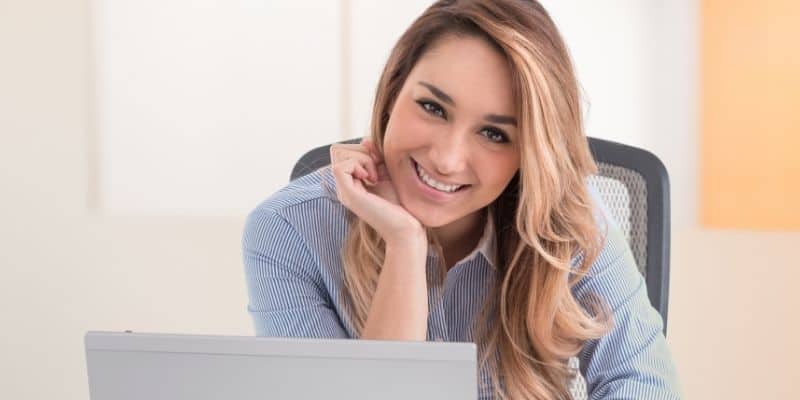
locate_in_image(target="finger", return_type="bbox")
[360,137,374,154]
[332,159,374,194]
[331,160,382,215]
[331,159,363,207]
[353,164,373,184]
[331,143,374,162]
[348,153,378,184]
[375,163,390,181]
[361,139,383,162]
[331,147,378,184]
[332,142,373,156]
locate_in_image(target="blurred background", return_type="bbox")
[1,0,797,398]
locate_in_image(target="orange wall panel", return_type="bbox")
[701,0,800,229]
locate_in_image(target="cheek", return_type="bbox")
[384,106,435,153]
[476,154,519,193]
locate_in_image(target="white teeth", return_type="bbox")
[415,162,463,193]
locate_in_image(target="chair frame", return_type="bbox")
[587,137,670,334]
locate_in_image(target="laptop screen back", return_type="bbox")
[84,331,478,400]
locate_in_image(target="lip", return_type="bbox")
[409,158,470,202]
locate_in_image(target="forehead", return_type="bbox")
[406,34,515,115]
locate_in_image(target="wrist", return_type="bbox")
[385,229,428,255]
[384,221,426,248]
[384,237,429,277]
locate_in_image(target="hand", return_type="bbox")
[330,138,426,247]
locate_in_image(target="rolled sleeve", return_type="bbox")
[573,226,681,399]
[242,208,349,339]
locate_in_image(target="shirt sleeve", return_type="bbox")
[242,208,349,339]
[572,221,682,399]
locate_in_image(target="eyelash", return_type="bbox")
[415,100,510,144]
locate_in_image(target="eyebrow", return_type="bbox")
[417,81,517,127]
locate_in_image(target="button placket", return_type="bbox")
[425,252,448,342]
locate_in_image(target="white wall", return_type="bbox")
[94,0,343,216]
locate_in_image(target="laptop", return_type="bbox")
[84,331,478,399]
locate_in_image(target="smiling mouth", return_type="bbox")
[412,158,470,193]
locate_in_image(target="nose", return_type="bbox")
[428,129,469,176]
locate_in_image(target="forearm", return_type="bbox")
[361,241,429,341]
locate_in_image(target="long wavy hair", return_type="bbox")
[338,1,611,398]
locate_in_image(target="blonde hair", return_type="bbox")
[338,1,611,398]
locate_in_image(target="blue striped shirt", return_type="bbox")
[242,166,681,399]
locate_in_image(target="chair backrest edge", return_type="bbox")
[588,137,671,335]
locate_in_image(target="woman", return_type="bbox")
[243,0,680,398]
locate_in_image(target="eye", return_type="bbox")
[480,128,510,143]
[416,100,446,119]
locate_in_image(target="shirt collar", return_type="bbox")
[474,206,498,269]
[445,206,497,269]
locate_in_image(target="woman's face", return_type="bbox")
[383,34,520,230]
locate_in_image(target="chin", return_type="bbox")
[407,205,456,228]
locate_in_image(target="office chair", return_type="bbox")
[291,136,671,399]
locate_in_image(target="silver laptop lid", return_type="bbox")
[85,331,478,400]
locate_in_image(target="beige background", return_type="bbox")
[1,0,798,399]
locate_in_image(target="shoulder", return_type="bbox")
[243,166,349,253]
[246,166,346,225]
[570,180,643,302]
[585,179,629,262]
[249,166,340,217]
[569,180,635,280]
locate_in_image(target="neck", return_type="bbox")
[432,208,487,269]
